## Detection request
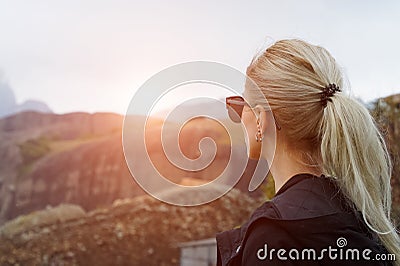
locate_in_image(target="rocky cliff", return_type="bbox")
[0,111,133,224]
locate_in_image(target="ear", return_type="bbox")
[254,105,268,134]
[255,106,275,134]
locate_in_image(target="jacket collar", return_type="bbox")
[275,173,321,196]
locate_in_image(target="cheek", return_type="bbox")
[242,110,256,136]
[241,108,261,159]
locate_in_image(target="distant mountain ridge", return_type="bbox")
[0,99,53,118]
[0,79,52,118]
[15,100,52,114]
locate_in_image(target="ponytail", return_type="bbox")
[320,94,400,259]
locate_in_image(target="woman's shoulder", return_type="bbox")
[247,173,350,223]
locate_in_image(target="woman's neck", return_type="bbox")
[269,146,322,193]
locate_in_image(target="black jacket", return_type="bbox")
[216,173,392,265]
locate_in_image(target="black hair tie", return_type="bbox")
[321,83,341,108]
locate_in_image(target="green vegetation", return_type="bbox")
[17,137,52,178]
[260,173,275,200]
[16,133,107,177]
[18,137,51,165]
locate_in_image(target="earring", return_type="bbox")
[255,120,264,142]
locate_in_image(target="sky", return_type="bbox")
[0,0,400,114]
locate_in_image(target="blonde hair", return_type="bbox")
[245,39,400,261]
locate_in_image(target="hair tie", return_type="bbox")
[321,83,341,108]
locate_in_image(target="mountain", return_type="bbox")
[15,100,52,114]
[0,111,265,225]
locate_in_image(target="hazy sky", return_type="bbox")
[1,0,399,114]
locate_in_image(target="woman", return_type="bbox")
[217,39,399,265]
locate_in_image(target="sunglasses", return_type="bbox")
[225,96,281,130]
